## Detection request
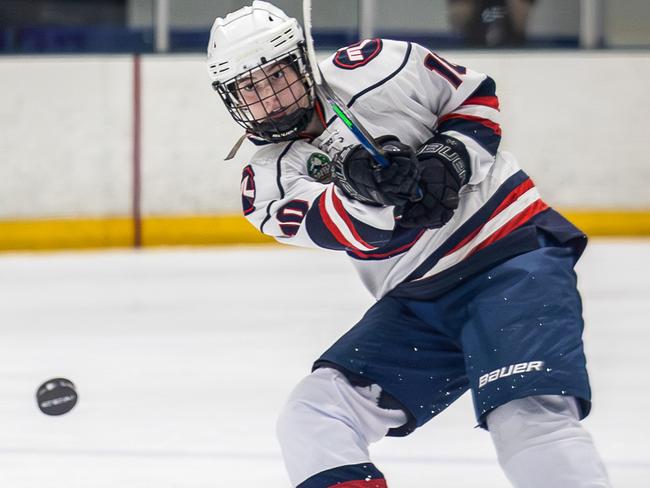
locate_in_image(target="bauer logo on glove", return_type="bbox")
[398,134,472,229]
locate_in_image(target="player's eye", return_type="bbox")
[270,70,285,80]
[236,78,255,92]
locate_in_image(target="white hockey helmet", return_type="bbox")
[207,1,316,142]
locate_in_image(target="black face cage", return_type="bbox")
[213,44,316,142]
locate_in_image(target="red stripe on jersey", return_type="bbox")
[438,113,502,136]
[468,199,549,256]
[318,190,368,256]
[354,229,426,259]
[318,191,357,251]
[445,178,535,256]
[330,189,376,250]
[488,178,535,219]
[445,226,481,257]
[462,95,500,110]
[328,480,388,488]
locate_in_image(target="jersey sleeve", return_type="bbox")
[242,143,397,254]
[408,43,502,185]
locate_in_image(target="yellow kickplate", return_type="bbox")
[0,211,646,252]
[562,211,650,237]
[141,215,274,246]
[0,217,134,251]
[0,214,274,252]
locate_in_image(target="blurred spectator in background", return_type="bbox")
[448,0,536,47]
[0,0,125,27]
[0,0,127,53]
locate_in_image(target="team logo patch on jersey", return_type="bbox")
[333,38,383,70]
[241,165,256,216]
[307,153,332,183]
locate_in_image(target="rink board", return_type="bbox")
[0,211,648,251]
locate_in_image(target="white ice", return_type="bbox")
[0,240,648,487]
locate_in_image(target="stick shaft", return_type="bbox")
[302,0,388,168]
[316,81,389,167]
[302,0,321,85]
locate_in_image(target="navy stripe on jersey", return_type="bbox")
[437,116,501,156]
[346,226,425,261]
[392,215,542,301]
[326,42,413,126]
[391,208,586,301]
[404,170,530,282]
[305,192,393,251]
[260,141,295,233]
[468,76,497,99]
[297,462,386,488]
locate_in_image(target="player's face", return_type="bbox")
[235,61,309,122]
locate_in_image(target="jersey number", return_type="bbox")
[424,52,466,89]
[277,200,309,237]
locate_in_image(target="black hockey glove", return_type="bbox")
[331,136,421,207]
[398,134,472,229]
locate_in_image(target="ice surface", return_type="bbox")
[0,240,648,487]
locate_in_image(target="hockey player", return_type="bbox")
[207,2,611,487]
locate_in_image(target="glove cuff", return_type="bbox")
[417,134,471,186]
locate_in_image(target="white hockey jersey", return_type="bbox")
[240,39,584,299]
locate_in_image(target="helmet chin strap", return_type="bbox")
[252,104,315,142]
[224,101,317,161]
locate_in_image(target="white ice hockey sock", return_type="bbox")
[487,395,611,488]
[276,367,407,486]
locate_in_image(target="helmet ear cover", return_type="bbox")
[213,45,316,142]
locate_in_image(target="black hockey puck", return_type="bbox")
[36,378,78,416]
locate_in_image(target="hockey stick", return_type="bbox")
[302,0,389,169]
